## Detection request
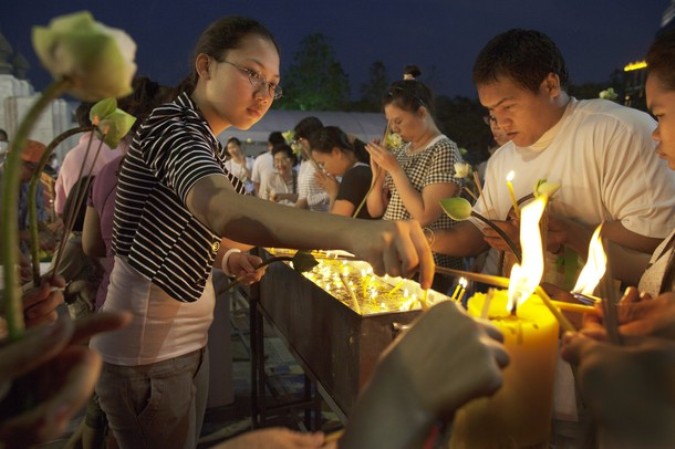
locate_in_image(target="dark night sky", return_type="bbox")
[1,0,670,101]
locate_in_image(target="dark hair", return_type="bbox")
[271,143,297,165]
[403,65,421,79]
[268,131,285,146]
[118,76,170,136]
[647,29,675,92]
[293,116,323,140]
[175,16,279,96]
[74,76,168,134]
[227,136,242,146]
[0,128,7,140]
[308,126,369,164]
[74,102,93,128]
[383,65,435,115]
[473,29,569,93]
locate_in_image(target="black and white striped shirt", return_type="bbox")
[113,92,245,302]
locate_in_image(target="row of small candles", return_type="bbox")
[299,258,454,315]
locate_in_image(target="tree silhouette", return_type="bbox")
[353,60,390,112]
[277,33,350,111]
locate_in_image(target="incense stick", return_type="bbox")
[472,169,490,219]
[339,273,361,315]
[433,267,579,331]
[535,286,576,333]
[481,288,495,319]
[548,300,595,315]
[324,429,344,444]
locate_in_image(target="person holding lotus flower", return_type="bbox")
[78,15,438,449]
[309,126,374,219]
[431,28,675,291]
[2,10,507,449]
[365,65,465,292]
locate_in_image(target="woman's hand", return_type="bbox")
[561,331,675,446]
[22,275,66,328]
[365,142,400,175]
[338,301,508,449]
[617,291,675,340]
[314,171,339,200]
[349,219,435,289]
[0,312,130,449]
[227,252,266,285]
[578,290,675,343]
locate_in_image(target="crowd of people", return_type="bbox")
[0,10,674,449]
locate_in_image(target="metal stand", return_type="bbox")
[247,279,323,430]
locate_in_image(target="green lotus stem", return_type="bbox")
[352,168,381,218]
[49,130,104,278]
[28,125,91,285]
[471,210,522,264]
[1,78,71,341]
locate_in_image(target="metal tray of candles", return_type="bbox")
[256,249,453,417]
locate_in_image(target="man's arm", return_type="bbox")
[548,217,659,285]
[432,221,490,258]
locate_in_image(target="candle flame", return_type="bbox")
[572,225,606,296]
[506,170,515,182]
[507,197,546,311]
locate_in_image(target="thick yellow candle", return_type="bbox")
[450,290,559,449]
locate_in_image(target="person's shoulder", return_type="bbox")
[345,164,371,180]
[433,135,459,152]
[572,98,654,131]
[99,155,123,176]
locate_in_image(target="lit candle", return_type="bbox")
[571,224,605,299]
[506,170,520,219]
[361,268,370,299]
[450,283,462,301]
[451,196,558,448]
[455,277,468,302]
[387,278,406,297]
[451,290,559,448]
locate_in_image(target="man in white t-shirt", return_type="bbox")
[433,29,675,287]
[251,131,284,196]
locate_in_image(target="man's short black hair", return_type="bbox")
[473,29,569,94]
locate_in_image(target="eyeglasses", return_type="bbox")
[483,115,497,126]
[221,60,283,100]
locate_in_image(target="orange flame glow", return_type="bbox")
[506,196,547,312]
[572,225,606,296]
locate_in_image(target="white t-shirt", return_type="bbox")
[91,256,215,365]
[224,156,254,193]
[251,151,274,191]
[259,171,296,206]
[297,159,329,211]
[473,98,675,275]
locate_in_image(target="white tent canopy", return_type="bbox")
[218,109,386,153]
